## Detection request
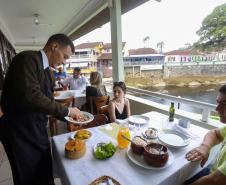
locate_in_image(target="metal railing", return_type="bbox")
[72,54,91,59]
[126,86,216,123]
[104,80,217,123]
[165,60,226,66]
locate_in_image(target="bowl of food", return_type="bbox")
[143,143,169,167]
[65,111,94,125]
[89,175,121,185]
[70,129,92,140]
[94,142,116,160]
[142,128,158,139]
[131,136,147,155]
[65,139,86,159]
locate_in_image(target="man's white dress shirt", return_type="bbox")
[61,76,89,91]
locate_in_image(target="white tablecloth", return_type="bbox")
[52,111,220,185]
[54,90,86,108]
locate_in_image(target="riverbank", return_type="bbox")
[125,75,226,88]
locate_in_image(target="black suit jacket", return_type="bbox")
[0,50,68,147]
[1,50,68,117]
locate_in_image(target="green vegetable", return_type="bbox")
[95,142,116,159]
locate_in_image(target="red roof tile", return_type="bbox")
[97,53,112,60]
[165,49,201,55]
[129,48,157,55]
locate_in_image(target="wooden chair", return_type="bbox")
[88,95,110,115]
[67,114,108,132]
[99,105,109,115]
[98,105,109,121]
[55,96,74,107]
[49,96,74,136]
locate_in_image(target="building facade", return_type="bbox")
[66,42,103,74]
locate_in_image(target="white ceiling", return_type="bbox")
[0,0,154,52]
[0,0,106,51]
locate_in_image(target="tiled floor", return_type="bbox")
[0,121,67,185]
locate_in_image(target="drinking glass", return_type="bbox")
[161,117,171,131]
[117,125,131,149]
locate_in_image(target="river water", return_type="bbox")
[139,84,221,114]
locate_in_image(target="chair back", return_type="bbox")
[67,114,108,132]
[99,105,109,116]
[55,96,74,107]
[88,95,109,114]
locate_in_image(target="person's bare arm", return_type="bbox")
[186,129,223,167]
[190,170,226,185]
[108,101,116,123]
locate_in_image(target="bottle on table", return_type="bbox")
[169,102,175,122]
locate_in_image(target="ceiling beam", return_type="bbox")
[69,0,150,40]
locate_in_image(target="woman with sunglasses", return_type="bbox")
[108,81,131,122]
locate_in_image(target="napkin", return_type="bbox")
[172,124,200,139]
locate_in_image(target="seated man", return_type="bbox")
[185,84,226,185]
[53,66,67,80]
[59,67,89,91]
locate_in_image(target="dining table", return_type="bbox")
[52,111,221,185]
[54,90,86,108]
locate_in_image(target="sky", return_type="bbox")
[74,0,226,52]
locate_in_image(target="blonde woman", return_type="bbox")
[86,72,107,97]
[83,72,107,113]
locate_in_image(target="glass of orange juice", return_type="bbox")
[117,126,131,149]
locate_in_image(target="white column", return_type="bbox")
[109,0,124,82]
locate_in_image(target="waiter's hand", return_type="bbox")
[68,107,81,120]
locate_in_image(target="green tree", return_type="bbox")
[195,3,226,52]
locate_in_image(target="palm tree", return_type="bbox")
[143,36,150,48]
[157,41,164,53]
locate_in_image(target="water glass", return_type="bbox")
[161,117,170,130]
[134,123,141,135]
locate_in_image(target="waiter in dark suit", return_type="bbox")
[0,33,81,185]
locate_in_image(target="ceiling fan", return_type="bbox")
[30,13,52,26]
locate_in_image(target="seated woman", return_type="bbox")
[84,72,107,113]
[108,81,131,123]
[86,72,107,97]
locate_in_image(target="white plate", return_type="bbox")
[69,133,76,140]
[65,111,94,125]
[158,130,190,148]
[127,147,174,170]
[128,115,150,125]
